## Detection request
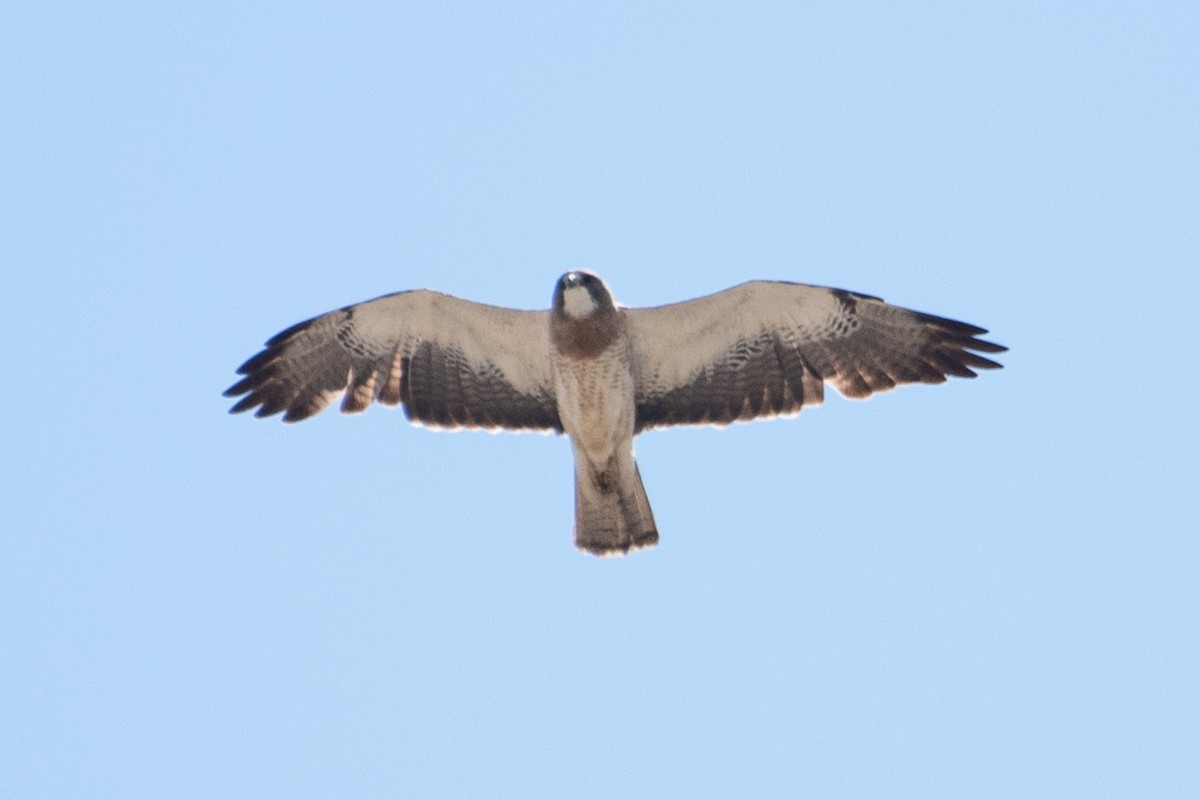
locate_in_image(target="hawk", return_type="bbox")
[226,272,1005,555]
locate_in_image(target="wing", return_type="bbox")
[626,281,1005,432]
[225,290,562,431]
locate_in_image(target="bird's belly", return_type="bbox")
[553,354,635,462]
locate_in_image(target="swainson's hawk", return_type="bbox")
[226,272,1005,555]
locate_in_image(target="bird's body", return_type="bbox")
[227,271,1005,555]
[549,273,657,553]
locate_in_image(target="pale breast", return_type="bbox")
[552,345,636,462]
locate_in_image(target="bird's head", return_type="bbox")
[553,270,615,319]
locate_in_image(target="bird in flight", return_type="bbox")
[226,272,1005,556]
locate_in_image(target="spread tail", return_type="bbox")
[574,458,658,556]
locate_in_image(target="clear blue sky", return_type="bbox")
[3,1,1197,797]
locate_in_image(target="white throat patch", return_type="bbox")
[562,285,599,318]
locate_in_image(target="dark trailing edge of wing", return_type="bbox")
[398,340,563,430]
[634,331,819,430]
